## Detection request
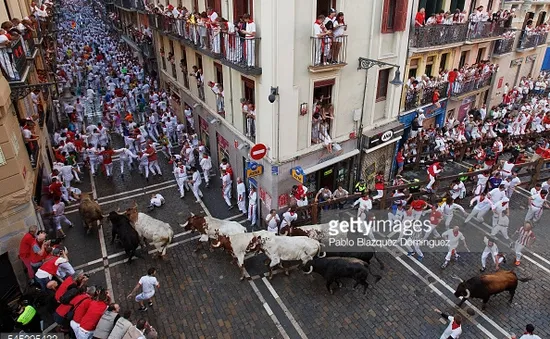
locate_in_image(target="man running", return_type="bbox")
[127,267,160,312]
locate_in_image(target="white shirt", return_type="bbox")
[139,275,159,295]
[174,167,187,180]
[470,196,493,210]
[237,182,246,199]
[249,191,257,206]
[200,156,212,170]
[442,229,465,249]
[440,315,462,339]
[353,198,372,212]
[520,334,542,339]
[280,211,298,227]
[192,171,202,185]
[530,193,546,208]
[222,173,232,188]
[53,202,66,216]
[265,214,280,232]
[488,188,505,203]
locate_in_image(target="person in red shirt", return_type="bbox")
[424,206,443,239]
[69,286,95,335]
[49,177,63,200]
[448,68,459,95]
[77,289,111,338]
[53,272,89,328]
[410,198,430,219]
[101,146,115,178]
[373,171,385,200]
[396,147,405,176]
[19,225,38,279]
[415,8,426,27]
[146,142,162,176]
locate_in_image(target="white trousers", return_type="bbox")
[515,242,525,261]
[105,163,113,176]
[150,196,164,207]
[405,239,423,257]
[423,223,441,240]
[202,168,211,183]
[139,163,149,178]
[223,186,232,207]
[427,174,436,190]
[443,214,454,228]
[481,248,502,267]
[444,247,459,261]
[464,207,489,223]
[149,160,162,175]
[474,183,486,196]
[53,215,72,230]
[120,158,133,174]
[525,206,543,222]
[176,178,188,197]
[248,203,257,225]
[238,199,246,214]
[192,183,203,201]
[490,225,509,239]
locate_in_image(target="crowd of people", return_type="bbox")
[414,5,515,30]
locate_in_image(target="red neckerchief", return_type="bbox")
[453,231,459,237]
[479,196,485,201]
[451,322,460,330]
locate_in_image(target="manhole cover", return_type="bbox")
[427,276,436,283]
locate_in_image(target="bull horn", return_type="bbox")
[463,289,471,299]
[318,251,326,258]
[303,266,313,275]
[212,240,221,248]
[190,212,195,216]
[180,221,189,227]
[281,229,288,236]
[451,275,464,283]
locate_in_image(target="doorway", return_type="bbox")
[0,253,21,304]
[319,165,336,190]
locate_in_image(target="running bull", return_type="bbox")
[453,270,531,310]
[108,211,141,263]
[303,257,382,295]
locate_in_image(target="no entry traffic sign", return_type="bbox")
[250,143,267,161]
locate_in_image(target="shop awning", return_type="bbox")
[303,149,360,175]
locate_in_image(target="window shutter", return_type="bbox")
[394,0,409,32]
[381,0,391,34]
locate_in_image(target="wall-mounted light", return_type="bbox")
[268,86,279,104]
[209,118,220,125]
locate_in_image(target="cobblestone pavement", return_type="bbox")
[57,144,550,338]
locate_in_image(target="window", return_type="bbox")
[214,62,223,85]
[439,53,448,72]
[376,69,390,101]
[459,51,468,69]
[382,0,408,33]
[207,0,222,14]
[181,46,189,89]
[450,0,466,12]
[242,76,256,140]
[312,80,335,145]
[537,12,546,27]
[408,58,419,79]
[425,56,435,76]
[196,53,203,70]
[234,0,253,20]
[316,0,336,17]
[169,41,176,79]
[476,48,485,63]
[3,0,12,19]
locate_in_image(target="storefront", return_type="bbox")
[216,132,230,164]
[299,149,359,199]
[398,100,447,142]
[362,122,405,181]
[199,116,210,153]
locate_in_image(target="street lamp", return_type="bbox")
[355,57,403,182]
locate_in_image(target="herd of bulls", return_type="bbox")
[78,200,532,308]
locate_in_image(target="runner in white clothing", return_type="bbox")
[438,198,466,229]
[525,190,548,223]
[221,170,233,209]
[464,193,493,223]
[433,308,462,339]
[248,187,257,226]
[173,162,188,198]
[188,167,204,203]
[441,226,469,268]
[280,208,298,228]
[236,178,247,214]
[265,209,280,233]
[506,172,521,198]
[199,154,212,187]
[114,147,138,178]
[352,194,372,220]
[480,236,505,272]
[488,184,506,204]
[127,267,160,312]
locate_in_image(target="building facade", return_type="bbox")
[399,0,509,134]
[0,0,54,298]
[108,0,412,221]
[488,1,549,107]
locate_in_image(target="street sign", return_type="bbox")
[271,166,279,175]
[250,143,267,161]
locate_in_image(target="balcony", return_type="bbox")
[309,36,347,73]
[139,42,155,59]
[466,21,506,41]
[244,113,256,142]
[410,24,468,49]
[450,73,494,99]
[0,37,29,83]
[517,31,548,51]
[493,38,515,55]
[25,140,39,168]
[132,0,145,11]
[152,15,262,75]
[114,0,122,7]
[23,32,37,59]
[403,82,449,112]
[121,0,134,10]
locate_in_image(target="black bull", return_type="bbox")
[303,257,382,295]
[453,270,531,310]
[108,211,142,263]
[325,251,385,270]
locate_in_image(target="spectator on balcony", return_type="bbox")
[211,18,221,54]
[313,15,330,65]
[435,11,445,24]
[207,7,218,22]
[189,65,204,100]
[452,9,461,23]
[311,112,322,144]
[240,14,256,67]
[319,119,332,153]
[414,8,425,27]
[442,12,453,25]
[331,12,346,63]
[426,13,437,26]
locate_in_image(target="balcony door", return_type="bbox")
[233,0,253,20]
[418,0,443,17]
[207,0,221,15]
[316,0,336,17]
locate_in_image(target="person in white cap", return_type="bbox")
[480,236,505,272]
[236,178,247,215]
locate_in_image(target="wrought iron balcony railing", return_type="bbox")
[493,38,515,55]
[121,0,133,10]
[410,24,468,48]
[403,82,449,112]
[517,31,548,50]
[0,37,28,82]
[23,32,37,58]
[154,15,261,72]
[132,0,145,11]
[310,35,347,69]
[114,0,122,7]
[467,21,506,40]
[450,73,493,98]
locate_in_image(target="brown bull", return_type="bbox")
[454,270,532,310]
[79,192,104,234]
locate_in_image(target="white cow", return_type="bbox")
[181,214,247,251]
[125,204,174,257]
[248,235,326,279]
[212,230,274,280]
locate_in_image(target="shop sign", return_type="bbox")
[246,161,264,178]
[323,168,333,176]
[380,130,393,142]
[271,166,279,175]
[290,166,304,184]
[365,126,404,149]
